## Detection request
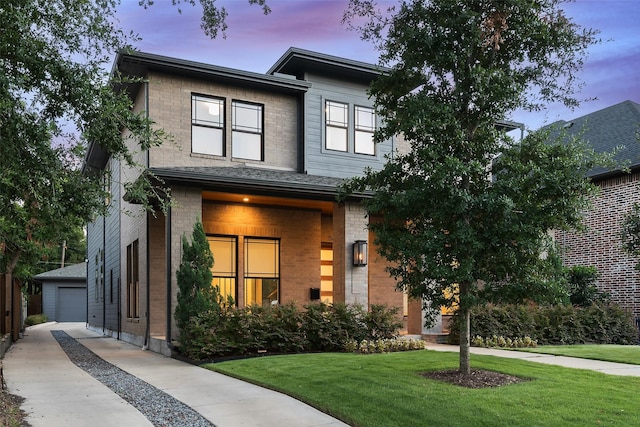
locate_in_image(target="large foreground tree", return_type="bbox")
[341,0,600,374]
[0,1,166,279]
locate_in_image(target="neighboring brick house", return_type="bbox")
[553,100,640,319]
[84,48,426,354]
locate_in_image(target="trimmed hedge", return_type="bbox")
[448,303,638,345]
[179,302,402,360]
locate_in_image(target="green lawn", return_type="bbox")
[514,344,640,365]
[206,350,640,427]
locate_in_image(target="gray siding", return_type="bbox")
[86,216,104,328]
[302,72,397,178]
[42,283,57,321]
[104,158,121,332]
[86,157,121,332]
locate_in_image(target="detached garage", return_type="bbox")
[34,263,87,322]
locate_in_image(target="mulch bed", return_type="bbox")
[422,369,530,388]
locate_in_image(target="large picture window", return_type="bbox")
[192,95,225,156]
[355,105,376,155]
[244,238,279,307]
[208,236,237,304]
[232,101,263,161]
[126,240,139,319]
[325,100,348,152]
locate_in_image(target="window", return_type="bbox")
[232,101,263,161]
[244,238,279,307]
[192,95,225,156]
[208,236,237,304]
[325,100,348,152]
[321,243,334,304]
[355,105,376,155]
[126,240,139,319]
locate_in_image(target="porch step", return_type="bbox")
[422,333,450,344]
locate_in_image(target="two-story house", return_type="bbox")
[84,48,428,354]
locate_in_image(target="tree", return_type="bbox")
[340,0,600,374]
[0,1,167,280]
[621,203,640,269]
[139,0,271,39]
[175,220,219,333]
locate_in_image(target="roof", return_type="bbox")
[268,47,387,84]
[545,100,640,180]
[115,50,311,97]
[149,166,368,201]
[33,263,86,282]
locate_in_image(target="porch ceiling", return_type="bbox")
[202,190,334,214]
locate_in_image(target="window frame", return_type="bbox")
[191,94,226,157]
[126,240,140,320]
[324,100,349,152]
[207,235,238,305]
[243,237,280,307]
[231,99,264,161]
[354,104,376,156]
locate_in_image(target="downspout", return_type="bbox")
[143,80,151,350]
[298,90,306,174]
[102,208,106,333]
[85,252,88,328]
[118,163,122,340]
[117,277,121,340]
[165,205,173,350]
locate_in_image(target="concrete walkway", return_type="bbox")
[5,324,640,427]
[425,343,640,377]
[4,322,349,427]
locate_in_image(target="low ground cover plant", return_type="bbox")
[24,314,48,326]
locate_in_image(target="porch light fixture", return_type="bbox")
[353,240,368,267]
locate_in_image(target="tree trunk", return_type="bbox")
[459,280,471,375]
[459,306,471,374]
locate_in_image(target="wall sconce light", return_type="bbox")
[353,240,368,267]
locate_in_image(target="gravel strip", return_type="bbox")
[51,330,215,427]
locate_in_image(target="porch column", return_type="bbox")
[343,202,368,307]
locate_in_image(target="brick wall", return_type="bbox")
[169,185,203,340]
[148,214,166,337]
[146,71,299,171]
[202,201,322,307]
[367,216,403,318]
[556,172,640,318]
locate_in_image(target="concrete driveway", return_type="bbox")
[4,322,349,427]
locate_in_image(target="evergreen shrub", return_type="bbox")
[179,302,402,360]
[448,303,638,346]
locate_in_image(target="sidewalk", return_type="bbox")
[425,343,640,377]
[4,322,349,427]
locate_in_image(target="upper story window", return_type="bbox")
[325,100,376,155]
[355,105,376,155]
[232,100,263,161]
[192,95,225,156]
[325,101,348,152]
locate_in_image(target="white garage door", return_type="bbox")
[57,287,87,322]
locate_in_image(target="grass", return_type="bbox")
[206,350,640,427]
[0,389,26,427]
[514,344,640,365]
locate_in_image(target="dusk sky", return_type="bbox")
[116,0,640,131]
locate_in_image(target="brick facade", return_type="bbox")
[556,172,640,318]
[147,72,299,171]
[201,201,322,306]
